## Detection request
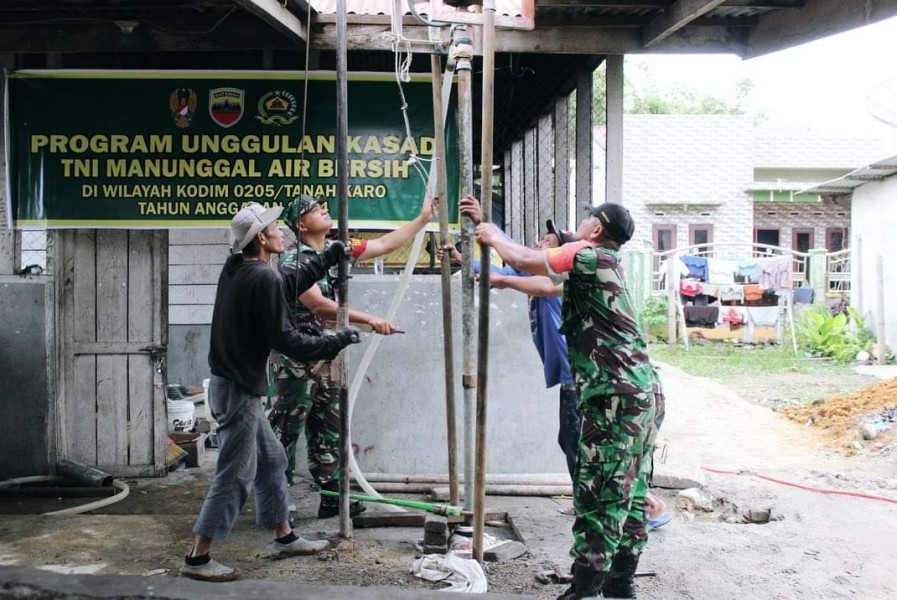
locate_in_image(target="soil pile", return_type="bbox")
[780,378,897,450]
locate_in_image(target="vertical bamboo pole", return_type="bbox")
[335,0,351,538]
[430,53,460,507]
[876,255,886,366]
[454,29,476,514]
[474,0,496,564]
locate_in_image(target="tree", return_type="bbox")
[591,62,764,124]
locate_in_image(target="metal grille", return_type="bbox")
[18,227,48,274]
[536,112,554,241]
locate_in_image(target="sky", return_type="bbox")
[625,15,897,148]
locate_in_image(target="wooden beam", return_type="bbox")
[746,0,897,57]
[0,20,293,52]
[642,0,727,47]
[312,23,748,54]
[233,0,307,43]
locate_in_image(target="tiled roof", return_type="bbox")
[753,128,889,169]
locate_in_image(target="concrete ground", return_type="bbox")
[1,363,896,598]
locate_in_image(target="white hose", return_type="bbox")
[0,475,130,516]
[346,62,456,511]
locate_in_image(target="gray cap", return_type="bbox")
[230,202,283,253]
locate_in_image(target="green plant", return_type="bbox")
[638,296,668,340]
[795,305,875,362]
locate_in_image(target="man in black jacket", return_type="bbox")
[180,202,360,582]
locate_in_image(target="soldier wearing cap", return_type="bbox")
[269,193,437,518]
[180,202,361,582]
[475,199,659,600]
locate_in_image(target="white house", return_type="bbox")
[803,157,897,358]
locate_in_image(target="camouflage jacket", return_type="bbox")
[548,243,654,397]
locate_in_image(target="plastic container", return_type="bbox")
[167,399,195,433]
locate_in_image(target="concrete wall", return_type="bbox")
[851,177,897,356]
[0,279,52,478]
[170,274,568,475]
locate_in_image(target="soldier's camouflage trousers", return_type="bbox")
[570,387,655,573]
[267,360,340,486]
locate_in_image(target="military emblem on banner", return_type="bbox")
[209,87,245,128]
[256,90,299,126]
[169,88,197,129]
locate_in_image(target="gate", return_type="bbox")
[56,230,169,477]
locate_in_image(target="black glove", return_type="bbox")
[322,240,348,269]
[335,326,361,347]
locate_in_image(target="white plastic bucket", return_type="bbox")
[167,399,195,432]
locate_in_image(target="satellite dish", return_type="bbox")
[867,74,897,129]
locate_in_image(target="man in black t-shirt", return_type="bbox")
[179,202,360,582]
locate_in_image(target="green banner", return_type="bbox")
[5,70,458,229]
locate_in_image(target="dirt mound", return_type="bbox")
[780,378,897,451]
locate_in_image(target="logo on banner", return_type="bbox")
[209,87,244,128]
[169,88,197,129]
[256,90,299,126]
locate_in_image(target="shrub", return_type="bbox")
[796,304,875,362]
[638,296,668,341]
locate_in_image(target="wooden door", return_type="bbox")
[56,230,168,477]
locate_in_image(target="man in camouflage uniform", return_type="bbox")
[268,194,436,518]
[475,200,659,599]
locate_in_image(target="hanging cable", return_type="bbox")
[407,0,452,28]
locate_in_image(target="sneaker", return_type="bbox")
[179,558,238,582]
[265,535,330,558]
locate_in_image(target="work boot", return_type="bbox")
[558,563,605,599]
[317,481,366,519]
[602,551,639,599]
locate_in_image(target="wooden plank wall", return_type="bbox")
[168,229,229,326]
[60,230,168,475]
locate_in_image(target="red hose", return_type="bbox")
[701,466,897,505]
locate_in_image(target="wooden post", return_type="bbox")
[454,28,477,513]
[335,0,351,538]
[474,0,496,564]
[876,255,886,366]
[430,53,459,507]
[666,256,677,345]
[854,234,862,314]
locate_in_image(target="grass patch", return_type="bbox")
[649,343,855,381]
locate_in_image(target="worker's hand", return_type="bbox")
[335,326,362,347]
[435,244,462,265]
[459,195,482,225]
[321,240,348,269]
[489,273,510,289]
[419,195,439,222]
[366,316,397,335]
[474,223,500,247]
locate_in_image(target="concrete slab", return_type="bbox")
[853,365,897,380]
[0,565,520,599]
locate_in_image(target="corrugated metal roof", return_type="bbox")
[311,0,527,18]
[800,155,897,195]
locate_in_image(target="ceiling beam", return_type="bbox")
[534,0,802,7]
[745,0,897,57]
[642,0,727,47]
[312,23,747,54]
[0,21,293,53]
[232,0,307,43]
